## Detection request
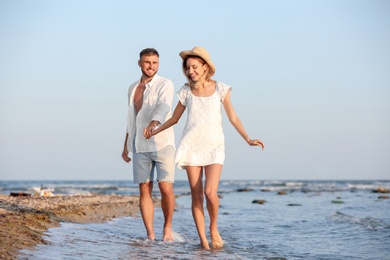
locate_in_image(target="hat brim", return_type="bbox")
[179,47,216,76]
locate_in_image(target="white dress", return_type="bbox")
[175,82,232,169]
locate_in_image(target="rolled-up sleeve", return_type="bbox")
[152,79,174,124]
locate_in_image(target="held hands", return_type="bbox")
[247,138,265,150]
[144,121,159,139]
[143,127,154,139]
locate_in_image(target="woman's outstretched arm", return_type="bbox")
[144,101,186,139]
[223,91,265,150]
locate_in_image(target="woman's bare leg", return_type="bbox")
[186,166,210,249]
[204,164,224,249]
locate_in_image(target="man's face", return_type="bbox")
[138,54,159,79]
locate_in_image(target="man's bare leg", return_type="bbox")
[158,181,175,241]
[139,181,155,240]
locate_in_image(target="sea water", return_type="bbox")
[1,180,389,259]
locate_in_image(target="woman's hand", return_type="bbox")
[143,127,154,139]
[144,121,159,139]
[247,139,265,150]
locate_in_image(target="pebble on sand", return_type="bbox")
[252,199,267,204]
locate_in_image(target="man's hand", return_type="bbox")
[122,148,131,163]
[144,120,159,139]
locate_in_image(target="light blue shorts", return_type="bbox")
[133,145,175,184]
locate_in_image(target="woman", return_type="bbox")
[144,46,264,249]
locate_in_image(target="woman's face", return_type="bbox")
[185,57,208,82]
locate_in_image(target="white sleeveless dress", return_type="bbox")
[175,82,232,169]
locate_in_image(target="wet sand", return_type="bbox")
[0,193,160,259]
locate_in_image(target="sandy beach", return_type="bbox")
[0,193,159,259]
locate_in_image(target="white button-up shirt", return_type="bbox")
[126,74,175,153]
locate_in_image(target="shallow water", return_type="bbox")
[5,180,389,259]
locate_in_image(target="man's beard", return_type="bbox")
[141,69,157,79]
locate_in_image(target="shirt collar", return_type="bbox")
[140,74,158,88]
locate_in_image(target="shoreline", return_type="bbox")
[0,193,160,259]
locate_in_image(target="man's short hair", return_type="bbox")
[140,48,159,59]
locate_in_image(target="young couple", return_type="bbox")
[121,47,264,250]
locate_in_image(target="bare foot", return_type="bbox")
[211,239,224,249]
[163,227,173,241]
[146,230,155,241]
[210,230,224,249]
[200,239,210,250]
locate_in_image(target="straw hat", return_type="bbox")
[179,46,216,76]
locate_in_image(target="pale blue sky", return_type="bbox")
[1,0,389,180]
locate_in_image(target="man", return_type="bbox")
[122,48,175,241]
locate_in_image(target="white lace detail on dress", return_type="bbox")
[216,82,232,102]
[174,82,232,169]
[177,84,190,106]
